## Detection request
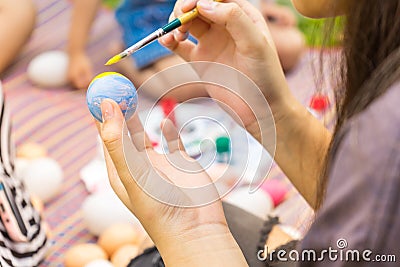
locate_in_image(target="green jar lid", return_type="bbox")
[216,136,230,153]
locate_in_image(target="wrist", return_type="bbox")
[245,92,302,146]
[156,224,247,267]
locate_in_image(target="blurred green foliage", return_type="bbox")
[276,0,343,47]
[102,0,121,9]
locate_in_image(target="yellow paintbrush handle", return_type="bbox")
[178,8,199,24]
[178,0,223,24]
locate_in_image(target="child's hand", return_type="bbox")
[67,52,93,89]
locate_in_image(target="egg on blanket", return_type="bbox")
[22,157,63,203]
[64,244,107,267]
[27,50,69,88]
[42,222,53,239]
[98,223,142,256]
[111,244,140,267]
[84,259,114,267]
[14,158,30,179]
[16,142,47,159]
[30,194,44,214]
[81,192,139,236]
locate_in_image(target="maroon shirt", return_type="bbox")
[300,83,400,266]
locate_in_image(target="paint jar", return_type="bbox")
[216,136,231,164]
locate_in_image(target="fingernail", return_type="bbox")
[159,36,166,45]
[198,0,215,10]
[181,31,189,40]
[173,29,189,41]
[159,32,173,46]
[173,29,180,40]
[101,99,114,121]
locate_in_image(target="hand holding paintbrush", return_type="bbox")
[105,0,222,66]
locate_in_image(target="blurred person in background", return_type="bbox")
[67,0,304,100]
[0,0,36,75]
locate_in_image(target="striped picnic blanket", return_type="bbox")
[1,0,335,266]
[2,1,120,266]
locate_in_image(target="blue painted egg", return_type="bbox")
[86,72,138,122]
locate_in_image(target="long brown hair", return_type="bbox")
[317,0,400,209]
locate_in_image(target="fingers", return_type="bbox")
[167,12,191,41]
[159,34,196,61]
[98,99,147,194]
[168,11,192,37]
[173,29,190,42]
[126,112,153,151]
[167,0,212,41]
[68,54,94,89]
[180,18,211,41]
[196,0,268,54]
[68,70,90,89]
[182,0,198,12]
[102,145,133,212]
[160,119,185,153]
[74,73,91,89]
[165,0,272,58]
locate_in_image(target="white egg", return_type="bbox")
[14,158,30,179]
[82,192,139,236]
[95,135,105,161]
[27,50,69,87]
[224,187,273,219]
[84,259,114,267]
[22,157,63,203]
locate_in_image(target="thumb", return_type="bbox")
[99,99,124,155]
[99,99,139,193]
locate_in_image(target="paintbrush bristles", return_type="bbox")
[105,53,126,66]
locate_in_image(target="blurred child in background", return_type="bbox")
[0,0,36,75]
[67,0,304,100]
[261,0,305,71]
[68,0,200,101]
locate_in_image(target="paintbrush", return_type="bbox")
[105,4,209,66]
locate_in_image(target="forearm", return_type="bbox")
[68,0,101,55]
[275,94,331,209]
[156,225,248,267]
[249,92,331,210]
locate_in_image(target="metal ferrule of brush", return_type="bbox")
[126,28,166,56]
